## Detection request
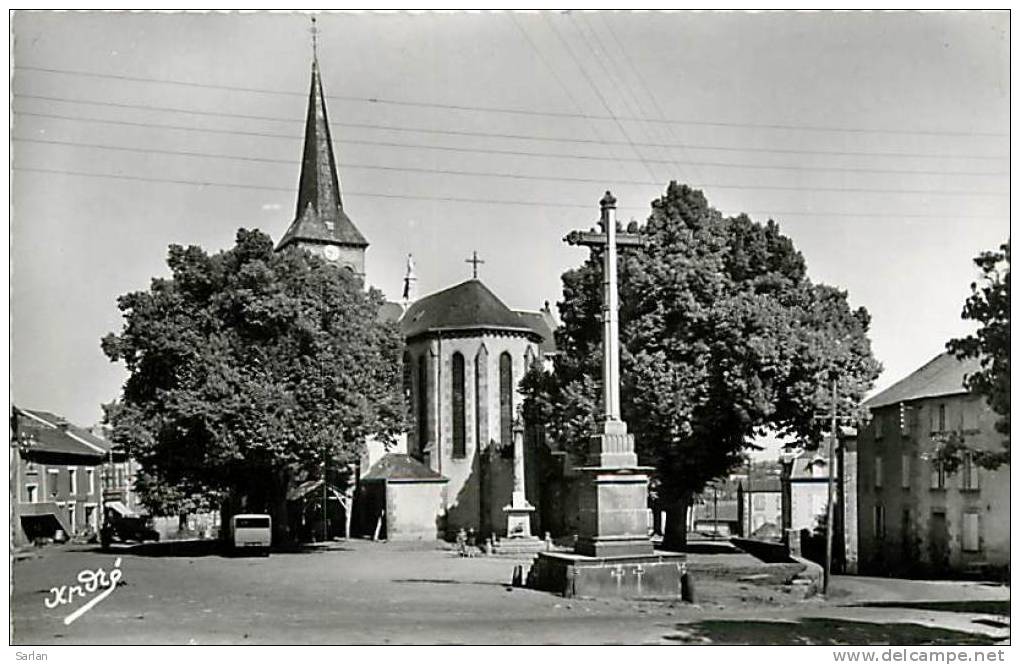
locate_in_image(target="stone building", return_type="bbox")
[855,351,1009,578]
[397,279,554,538]
[274,53,556,542]
[736,465,783,540]
[12,407,109,544]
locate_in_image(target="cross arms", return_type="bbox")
[564,230,644,248]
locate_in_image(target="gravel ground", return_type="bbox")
[10,539,1009,645]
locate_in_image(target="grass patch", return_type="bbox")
[854,601,1009,617]
[665,618,1000,645]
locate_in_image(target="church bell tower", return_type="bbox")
[276,27,368,277]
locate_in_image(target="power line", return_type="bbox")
[15,138,1007,197]
[593,14,700,183]
[506,14,647,183]
[17,63,1008,138]
[568,13,687,184]
[543,16,660,181]
[13,125,1007,177]
[13,166,1003,221]
[14,103,1007,162]
[10,166,620,209]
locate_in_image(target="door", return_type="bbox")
[929,511,949,576]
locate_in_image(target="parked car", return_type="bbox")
[100,509,160,549]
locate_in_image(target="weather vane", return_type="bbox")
[310,15,319,61]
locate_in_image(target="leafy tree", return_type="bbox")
[522,183,881,549]
[102,229,406,541]
[943,240,1010,469]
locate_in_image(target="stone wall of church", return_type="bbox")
[403,332,540,539]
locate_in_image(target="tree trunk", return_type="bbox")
[220,490,243,544]
[662,494,691,552]
[338,496,352,539]
[269,470,293,545]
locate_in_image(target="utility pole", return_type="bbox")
[322,449,328,543]
[813,373,855,595]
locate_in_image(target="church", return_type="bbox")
[274,51,567,542]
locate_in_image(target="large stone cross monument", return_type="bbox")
[564,191,654,557]
[528,191,685,598]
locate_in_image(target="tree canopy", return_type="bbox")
[944,240,1010,469]
[102,229,406,528]
[522,183,881,542]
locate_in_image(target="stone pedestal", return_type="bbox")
[575,420,654,557]
[498,414,543,554]
[528,550,687,599]
[504,492,535,538]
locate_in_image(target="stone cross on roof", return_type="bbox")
[465,250,485,279]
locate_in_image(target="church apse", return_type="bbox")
[395,278,553,540]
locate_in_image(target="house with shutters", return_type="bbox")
[854,351,1009,578]
[11,407,111,544]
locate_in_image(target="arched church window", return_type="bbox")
[417,354,429,456]
[499,351,513,447]
[402,352,413,412]
[452,352,466,458]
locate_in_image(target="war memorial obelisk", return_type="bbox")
[528,192,685,598]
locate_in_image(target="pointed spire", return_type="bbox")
[276,26,368,254]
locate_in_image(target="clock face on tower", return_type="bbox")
[323,245,340,262]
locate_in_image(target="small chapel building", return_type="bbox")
[275,48,560,541]
[396,278,556,538]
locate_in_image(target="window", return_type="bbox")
[401,352,413,414]
[47,469,59,497]
[962,453,980,491]
[25,484,38,503]
[69,467,77,496]
[930,460,946,490]
[499,352,513,447]
[899,403,911,435]
[451,352,466,458]
[87,468,95,494]
[962,513,980,552]
[753,494,766,511]
[874,504,885,540]
[874,456,883,488]
[417,354,429,455]
[874,414,884,439]
[901,454,911,488]
[938,404,946,432]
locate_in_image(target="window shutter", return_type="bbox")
[962,513,980,552]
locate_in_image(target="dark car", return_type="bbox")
[100,511,160,549]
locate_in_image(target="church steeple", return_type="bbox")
[277,24,368,276]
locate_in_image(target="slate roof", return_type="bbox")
[864,351,981,410]
[377,301,404,325]
[741,475,783,493]
[277,60,368,252]
[399,279,538,340]
[13,407,109,459]
[515,307,559,356]
[362,454,447,483]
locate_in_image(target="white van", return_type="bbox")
[231,514,271,555]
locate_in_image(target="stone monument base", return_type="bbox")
[527,550,687,599]
[494,537,546,555]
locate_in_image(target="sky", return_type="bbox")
[11,11,1009,428]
